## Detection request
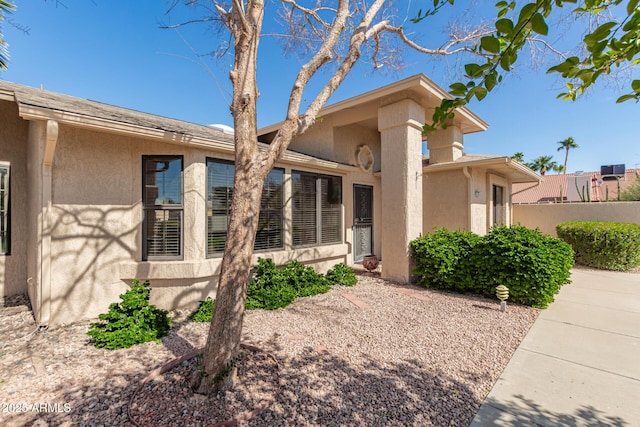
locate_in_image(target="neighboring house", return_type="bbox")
[513,168,639,204]
[0,74,539,327]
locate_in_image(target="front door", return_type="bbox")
[353,184,373,263]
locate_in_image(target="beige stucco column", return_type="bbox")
[378,99,425,283]
[26,119,58,325]
[427,125,464,164]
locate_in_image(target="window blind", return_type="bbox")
[142,156,183,260]
[207,158,284,255]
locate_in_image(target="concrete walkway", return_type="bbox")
[470,268,640,426]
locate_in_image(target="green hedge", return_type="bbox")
[410,225,574,308]
[556,221,640,271]
[410,228,480,291]
[469,225,574,308]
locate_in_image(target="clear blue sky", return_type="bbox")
[2,1,638,173]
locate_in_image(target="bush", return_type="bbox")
[556,221,640,271]
[410,226,574,308]
[87,279,171,349]
[246,258,330,310]
[246,258,297,310]
[326,262,358,287]
[281,260,331,297]
[410,228,480,291]
[190,297,215,322]
[469,225,574,308]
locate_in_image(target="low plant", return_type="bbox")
[410,228,480,291]
[282,260,331,297]
[410,225,574,308]
[246,258,332,310]
[556,221,640,271]
[469,225,574,308]
[246,258,297,310]
[326,262,358,287]
[87,279,171,349]
[190,297,215,322]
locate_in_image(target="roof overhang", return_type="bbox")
[259,74,489,137]
[424,156,542,184]
[1,81,356,174]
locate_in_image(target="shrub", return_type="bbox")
[190,297,215,322]
[281,260,331,297]
[246,258,329,310]
[468,225,574,308]
[556,221,640,271]
[87,279,171,349]
[246,258,297,310]
[326,262,358,287]
[409,225,575,309]
[410,228,480,291]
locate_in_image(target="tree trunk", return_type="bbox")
[190,0,266,395]
[190,167,264,394]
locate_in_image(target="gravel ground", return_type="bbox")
[1,275,540,426]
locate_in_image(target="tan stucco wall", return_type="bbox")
[0,99,28,297]
[512,202,640,237]
[333,124,382,171]
[470,168,488,235]
[423,169,469,233]
[28,124,351,326]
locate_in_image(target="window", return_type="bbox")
[142,156,183,260]
[493,184,505,226]
[0,164,9,255]
[206,158,284,256]
[292,171,342,247]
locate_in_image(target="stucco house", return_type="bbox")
[0,74,539,327]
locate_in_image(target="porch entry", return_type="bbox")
[353,184,373,263]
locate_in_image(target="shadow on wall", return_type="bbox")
[474,395,628,426]
[46,204,139,325]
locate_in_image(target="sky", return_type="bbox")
[1,0,639,173]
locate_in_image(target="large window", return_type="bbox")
[292,171,342,247]
[143,156,183,260]
[207,158,284,256]
[0,164,9,255]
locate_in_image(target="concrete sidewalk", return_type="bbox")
[470,268,640,426]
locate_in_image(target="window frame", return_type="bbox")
[142,155,184,261]
[292,170,343,248]
[0,162,10,256]
[206,158,285,257]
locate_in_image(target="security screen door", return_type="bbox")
[353,184,373,263]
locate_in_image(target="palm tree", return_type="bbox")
[527,155,563,176]
[556,137,579,175]
[0,0,16,70]
[511,152,525,163]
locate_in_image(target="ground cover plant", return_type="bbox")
[245,258,357,310]
[411,225,574,308]
[190,297,216,322]
[326,262,358,287]
[87,279,171,349]
[556,221,640,271]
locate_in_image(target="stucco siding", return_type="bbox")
[470,168,487,234]
[333,124,382,171]
[423,170,469,232]
[35,125,353,325]
[0,100,28,297]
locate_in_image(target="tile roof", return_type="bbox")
[512,168,640,203]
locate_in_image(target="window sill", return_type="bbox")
[119,243,349,281]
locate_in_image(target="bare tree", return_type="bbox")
[171,0,497,395]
